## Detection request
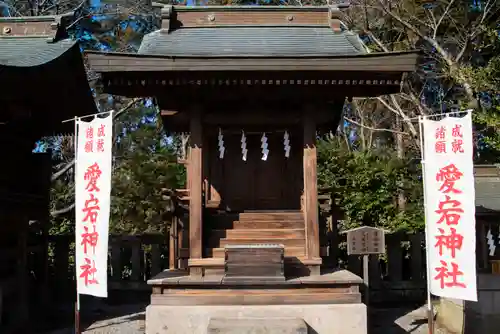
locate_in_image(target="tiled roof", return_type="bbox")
[0,37,76,67]
[476,178,500,212]
[138,27,367,57]
[475,165,500,212]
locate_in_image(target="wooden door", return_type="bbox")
[206,131,302,211]
[222,133,254,211]
[253,133,286,210]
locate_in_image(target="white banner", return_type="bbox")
[75,114,113,298]
[422,112,477,301]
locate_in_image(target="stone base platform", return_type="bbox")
[207,317,307,334]
[145,269,367,334]
[147,304,366,334]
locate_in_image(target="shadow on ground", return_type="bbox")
[35,291,437,334]
[368,302,435,334]
[34,290,150,333]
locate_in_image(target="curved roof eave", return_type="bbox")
[0,37,77,68]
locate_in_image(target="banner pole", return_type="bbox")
[419,116,434,334]
[75,294,81,334]
[74,117,81,334]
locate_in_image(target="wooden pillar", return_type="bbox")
[189,106,203,277]
[169,216,178,269]
[303,106,320,264]
[17,217,28,326]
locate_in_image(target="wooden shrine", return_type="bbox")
[86,5,419,334]
[0,13,96,332]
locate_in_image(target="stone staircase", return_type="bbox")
[188,211,321,277]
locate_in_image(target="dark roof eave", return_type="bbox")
[85,49,419,60]
[85,50,420,73]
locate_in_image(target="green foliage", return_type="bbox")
[317,137,424,233]
[110,105,183,234]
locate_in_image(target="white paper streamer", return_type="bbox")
[261,133,269,161]
[283,131,290,158]
[241,131,247,161]
[218,128,225,159]
[487,229,496,256]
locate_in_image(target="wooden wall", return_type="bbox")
[203,128,303,211]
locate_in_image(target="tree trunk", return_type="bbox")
[395,114,406,210]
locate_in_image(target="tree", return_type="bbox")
[344,0,500,157]
[317,135,424,232]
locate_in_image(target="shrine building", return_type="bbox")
[86,5,419,334]
[0,13,96,331]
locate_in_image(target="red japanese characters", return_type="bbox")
[84,124,106,153]
[76,117,112,298]
[423,113,477,301]
[434,124,464,154]
[79,157,104,287]
[432,160,467,289]
[79,163,103,286]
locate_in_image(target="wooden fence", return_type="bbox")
[28,217,498,307]
[37,231,428,304]
[45,234,170,297]
[339,232,427,303]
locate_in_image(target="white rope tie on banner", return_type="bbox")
[62,110,113,123]
[408,109,473,122]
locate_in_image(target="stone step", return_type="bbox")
[207,318,307,334]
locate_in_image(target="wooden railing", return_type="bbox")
[43,231,427,303]
[46,233,170,296]
[24,219,499,305]
[336,232,427,303]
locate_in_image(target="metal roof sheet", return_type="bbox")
[476,177,500,212]
[0,37,76,67]
[138,27,367,57]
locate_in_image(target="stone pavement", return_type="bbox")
[45,304,449,334]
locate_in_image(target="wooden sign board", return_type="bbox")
[344,226,386,255]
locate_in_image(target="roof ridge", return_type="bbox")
[166,5,332,12]
[0,12,73,23]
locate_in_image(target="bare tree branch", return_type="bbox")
[51,98,143,183]
[51,203,75,217]
[51,158,75,182]
[345,117,409,135]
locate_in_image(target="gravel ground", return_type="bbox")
[45,304,448,334]
[44,304,146,334]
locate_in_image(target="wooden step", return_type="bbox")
[194,255,318,266]
[238,211,303,222]
[233,220,304,229]
[188,257,224,276]
[208,229,304,240]
[225,229,305,239]
[206,246,305,258]
[220,238,304,248]
[188,258,224,267]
